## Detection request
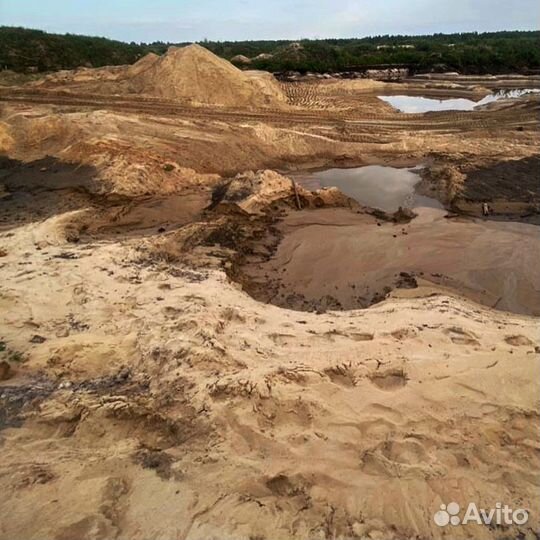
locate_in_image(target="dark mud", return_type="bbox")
[0,156,212,240]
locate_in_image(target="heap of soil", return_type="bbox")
[127,45,286,108]
[32,45,287,109]
[230,54,252,65]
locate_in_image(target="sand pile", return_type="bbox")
[29,52,159,88]
[126,44,287,108]
[230,54,252,65]
[124,52,160,77]
[30,44,287,109]
[32,64,128,87]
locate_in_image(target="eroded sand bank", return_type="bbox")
[240,207,540,315]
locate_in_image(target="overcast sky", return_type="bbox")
[1,0,538,42]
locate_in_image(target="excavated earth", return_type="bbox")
[0,47,539,540]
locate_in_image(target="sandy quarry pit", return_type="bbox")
[0,46,539,540]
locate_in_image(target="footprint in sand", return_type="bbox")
[504,335,535,347]
[265,474,301,496]
[324,364,358,387]
[360,438,434,478]
[349,332,375,342]
[444,326,480,346]
[363,403,404,423]
[321,330,374,342]
[369,369,408,390]
[268,333,296,346]
[389,328,417,341]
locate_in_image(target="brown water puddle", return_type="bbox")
[292,165,442,213]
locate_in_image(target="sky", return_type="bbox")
[1,0,538,43]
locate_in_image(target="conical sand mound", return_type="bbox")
[31,44,287,109]
[127,44,287,108]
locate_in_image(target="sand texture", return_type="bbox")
[0,51,539,540]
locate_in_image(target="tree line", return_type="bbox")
[1,26,539,75]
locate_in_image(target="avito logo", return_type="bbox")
[434,502,529,527]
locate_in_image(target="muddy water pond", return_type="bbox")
[293,165,442,213]
[378,88,540,113]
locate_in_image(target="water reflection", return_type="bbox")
[378,88,540,113]
[293,165,442,213]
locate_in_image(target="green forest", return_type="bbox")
[1,26,539,75]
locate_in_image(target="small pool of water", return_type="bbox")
[293,165,442,213]
[378,88,540,113]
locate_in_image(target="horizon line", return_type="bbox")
[2,25,539,46]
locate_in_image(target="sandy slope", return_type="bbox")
[0,207,539,540]
[240,207,540,315]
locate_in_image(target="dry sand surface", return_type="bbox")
[0,47,539,540]
[0,215,539,540]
